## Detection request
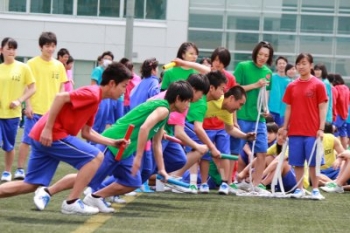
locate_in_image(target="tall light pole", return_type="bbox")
[124,0,135,60]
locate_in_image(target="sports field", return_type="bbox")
[1,129,349,233]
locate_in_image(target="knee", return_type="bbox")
[94,152,104,165]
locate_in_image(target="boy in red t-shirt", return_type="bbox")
[280,53,328,200]
[0,62,132,215]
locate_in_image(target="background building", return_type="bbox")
[1,0,349,87]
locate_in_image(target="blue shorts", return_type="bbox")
[230,120,268,155]
[270,111,284,127]
[92,99,110,134]
[321,166,340,180]
[240,150,249,165]
[25,136,100,186]
[107,99,124,125]
[89,145,141,190]
[124,105,131,115]
[148,140,187,179]
[140,150,154,183]
[288,136,322,167]
[22,114,42,144]
[275,169,297,193]
[203,129,230,161]
[346,122,350,137]
[334,115,347,137]
[0,118,20,151]
[184,122,203,153]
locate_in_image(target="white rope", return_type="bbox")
[271,140,289,195]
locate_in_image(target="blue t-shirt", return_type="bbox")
[323,79,333,123]
[91,66,104,85]
[268,73,291,116]
[130,75,160,109]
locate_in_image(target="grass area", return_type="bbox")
[1,129,350,233]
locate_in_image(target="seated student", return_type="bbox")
[34,81,194,213]
[0,62,132,215]
[319,123,345,186]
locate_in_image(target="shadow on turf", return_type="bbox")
[3,215,86,225]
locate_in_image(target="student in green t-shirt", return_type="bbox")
[161,42,210,90]
[230,41,274,194]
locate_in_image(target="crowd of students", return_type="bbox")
[0,31,349,216]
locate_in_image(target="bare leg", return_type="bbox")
[48,174,77,196]
[0,180,38,198]
[294,166,304,189]
[66,153,103,200]
[252,153,266,186]
[4,150,15,172]
[309,167,319,189]
[94,183,135,198]
[172,150,202,177]
[17,143,30,169]
[199,160,210,184]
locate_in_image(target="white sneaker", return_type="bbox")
[199,183,209,194]
[83,194,115,213]
[125,191,137,196]
[320,182,344,193]
[83,187,93,195]
[61,199,99,215]
[311,189,325,200]
[171,184,198,194]
[235,181,251,191]
[109,195,126,204]
[250,185,271,195]
[290,188,305,199]
[228,183,239,194]
[218,182,229,195]
[1,171,12,182]
[14,168,25,180]
[33,187,51,210]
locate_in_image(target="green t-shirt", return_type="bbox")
[234,61,273,122]
[103,99,170,159]
[161,67,197,90]
[186,96,207,123]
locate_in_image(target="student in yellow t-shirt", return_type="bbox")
[14,32,67,180]
[0,37,36,182]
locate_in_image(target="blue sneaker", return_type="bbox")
[34,187,51,210]
[1,171,12,182]
[218,182,229,195]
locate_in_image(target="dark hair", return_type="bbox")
[100,62,132,86]
[327,73,335,83]
[187,74,210,95]
[101,51,114,60]
[207,71,227,88]
[295,53,313,65]
[324,122,333,134]
[119,57,134,71]
[165,80,193,104]
[224,85,246,100]
[39,32,57,47]
[141,58,158,78]
[0,37,18,62]
[199,57,211,65]
[252,41,274,66]
[267,122,278,133]
[176,42,199,59]
[66,55,74,65]
[265,114,275,123]
[275,56,288,65]
[211,47,231,68]
[314,63,328,80]
[97,55,102,62]
[333,74,345,85]
[57,48,70,59]
[285,63,294,74]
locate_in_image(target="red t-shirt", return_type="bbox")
[283,76,328,136]
[124,73,141,106]
[203,69,236,130]
[335,84,349,120]
[30,85,102,141]
[332,86,338,121]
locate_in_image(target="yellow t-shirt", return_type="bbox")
[266,143,310,188]
[205,96,233,126]
[321,133,336,170]
[27,56,67,115]
[0,61,35,118]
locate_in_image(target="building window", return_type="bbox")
[9,0,26,12]
[100,0,120,17]
[30,0,51,13]
[300,15,334,34]
[77,0,98,16]
[53,0,74,15]
[124,0,167,20]
[299,36,332,55]
[264,14,297,32]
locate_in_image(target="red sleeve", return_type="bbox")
[283,84,293,105]
[69,86,100,110]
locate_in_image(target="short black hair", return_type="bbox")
[327,73,335,83]
[39,32,57,47]
[224,85,246,100]
[324,122,333,134]
[267,122,278,133]
[207,71,227,88]
[187,73,210,95]
[285,63,294,74]
[165,80,193,104]
[119,57,134,71]
[295,53,313,65]
[100,62,132,86]
[252,41,274,66]
[314,63,328,80]
[101,51,114,60]
[57,48,70,59]
[211,47,231,68]
[67,55,74,65]
[176,42,199,59]
[333,74,345,85]
[275,56,288,65]
[140,58,159,78]
[1,37,18,62]
[199,57,211,65]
